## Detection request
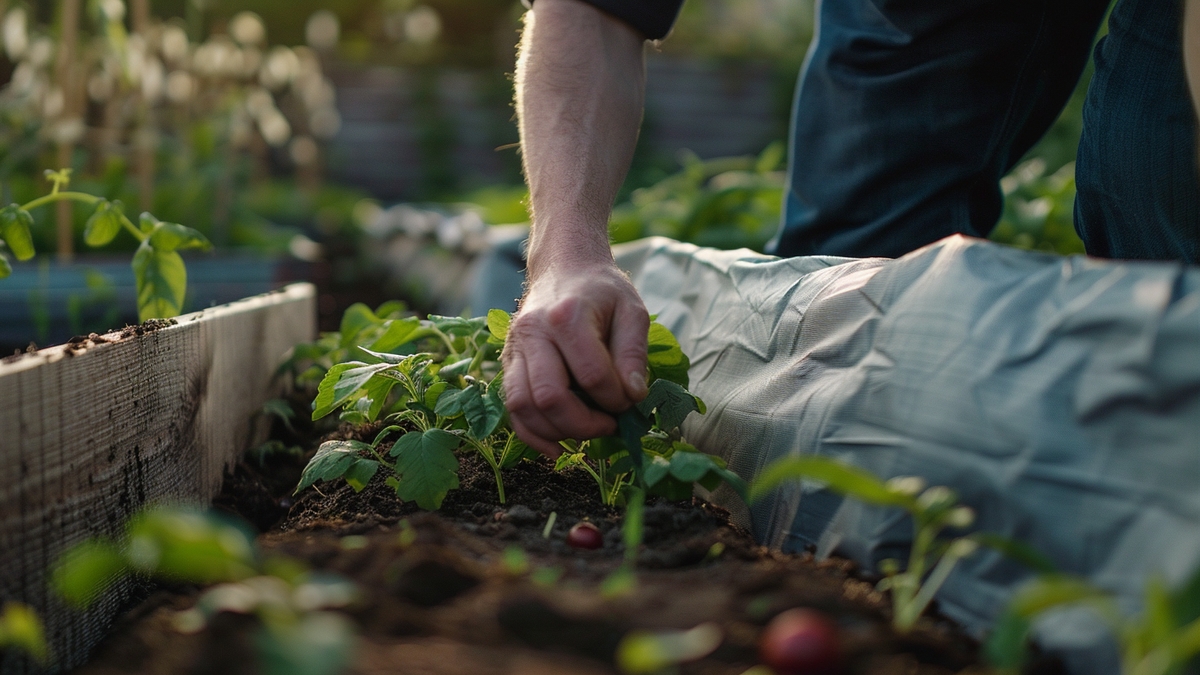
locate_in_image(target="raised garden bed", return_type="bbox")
[0,283,316,675]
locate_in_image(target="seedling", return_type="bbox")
[297,307,745,511]
[52,506,358,675]
[750,456,1051,633]
[0,169,211,320]
[986,568,1200,675]
[616,622,724,675]
[0,602,48,666]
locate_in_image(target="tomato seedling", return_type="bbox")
[52,506,357,675]
[986,568,1200,675]
[751,457,1051,633]
[0,169,211,320]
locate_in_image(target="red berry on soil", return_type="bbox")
[759,608,842,674]
[566,522,603,550]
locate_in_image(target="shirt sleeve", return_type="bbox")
[521,0,686,40]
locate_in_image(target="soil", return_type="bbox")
[71,414,1039,675]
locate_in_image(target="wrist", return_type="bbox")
[525,218,614,281]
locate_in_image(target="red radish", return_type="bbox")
[759,608,842,674]
[566,522,603,550]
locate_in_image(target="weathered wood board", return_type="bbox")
[0,283,316,674]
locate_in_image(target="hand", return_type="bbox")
[502,260,650,457]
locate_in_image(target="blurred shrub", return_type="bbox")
[989,159,1085,256]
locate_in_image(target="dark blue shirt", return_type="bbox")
[522,0,685,40]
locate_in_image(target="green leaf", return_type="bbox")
[0,253,11,279]
[646,322,690,388]
[643,456,671,487]
[126,508,257,583]
[338,303,380,347]
[256,611,355,675]
[709,466,749,503]
[1005,575,1112,618]
[624,487,645,564]
[368,317,422,352]
[312,362,394,419]
[424,380,447,409]
[636,379,701,431]
[147,219,210,252]
[51,540,128,608]
[85,200,125,247]
[615,407,652,472]
[971,533,1058,575]
[437,356,473,379]
[132,240,186,320]
[361,374,397,422]
[389,429,461,510]
[427,315,487,336]
[0,602,49,664]
[374,300,407,320]
[138,211,158,234]
[487,309,511,343]
[296,440,374,492]
[984,612,1033,671]
[668,450,716,483]
[343,459,380,492]
[0,205,35,261]
[748,456,917,509]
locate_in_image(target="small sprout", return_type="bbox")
[0,602,49,665]
[397,520,417,548]
[617,622,723,674]
[878,558,901,576]
[600,567,637,598]
[501,546,530,576]
[705,542,726,561]
[759,608,842,675]
[530,566,563,587]
[885,475,925,497]
[43,167,71,192]
[542,511,557,539]
[339,535,369,551]
[567,522,603,550]
[917,485,956,512]
[947,506,975,528]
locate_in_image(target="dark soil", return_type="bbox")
[72,414,1015,675]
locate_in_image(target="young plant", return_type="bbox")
[299,309,531,507]
[750,457,1053,633]
[554,321,747,506]
[277,300,411,388]
[52,506,357,675]
[0,169,211,320]
[987,569,1200,675]
[0,602,48,666]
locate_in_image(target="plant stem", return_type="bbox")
[899,546,968,632]
[465,436,505,504]
[21,191,101,212]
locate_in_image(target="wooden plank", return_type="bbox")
[0,283,316,674]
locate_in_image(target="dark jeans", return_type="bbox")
[768,0,1200,263]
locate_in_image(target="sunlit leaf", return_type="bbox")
[148,219,210,252]
[51,541,127,608]
[647,322,689,387]
[339,303,380,347]
[749,455,916,509]
[0,205,35,261]
[132,240,186,320]
[389,429,460,510]
[487,309,510,343]
[368,317,422,352]
[311,362,393,420]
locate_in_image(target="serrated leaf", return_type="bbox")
[148,219,210,252]
[668,450,715,483]
[636,379,701,431]
[339,303,380,347]
[0,205,35,261]
[368,317,422,352]
[312,362,394,419]
[748,456,917,509]
[51,540,128,608]
[487,309,511,343]
[296,440,373,493]
[389,429,460,510]
[132,240,186,320]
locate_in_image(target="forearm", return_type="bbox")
[515,0,646,281]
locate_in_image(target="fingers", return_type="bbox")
[503,328,617,457]
[549,297,634,413]
[610,299,650,402]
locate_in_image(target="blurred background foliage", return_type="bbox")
[1,0,1093,286]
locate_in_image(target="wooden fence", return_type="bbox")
[0,283,316,674]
